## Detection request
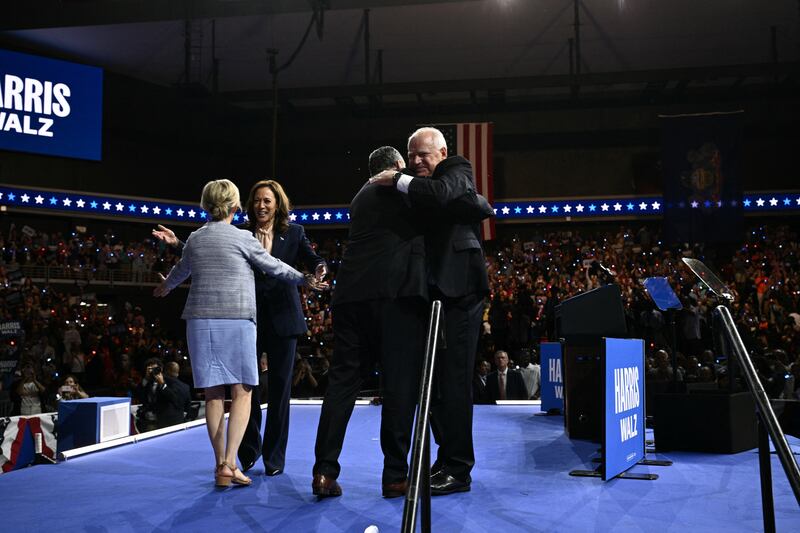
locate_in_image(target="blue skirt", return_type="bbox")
[186,319,258,388]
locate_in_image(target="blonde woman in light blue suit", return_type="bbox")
[154,179,326,487]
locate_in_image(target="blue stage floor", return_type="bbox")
[1,405,798,532]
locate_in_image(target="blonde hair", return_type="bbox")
[201,179,241,221]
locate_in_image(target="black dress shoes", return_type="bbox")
[237,446,258,473]
[312,474,343,498]
[264,466,283,477]
[382,479,409,498]
[430,471,470,496]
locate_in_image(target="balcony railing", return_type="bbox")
[16,264,173,286]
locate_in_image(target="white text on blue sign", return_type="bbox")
[614,366,641,442]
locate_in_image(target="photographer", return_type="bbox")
[135,358,189,432]
[291,354,318,398]
[57,374,89,401]
[15,364,45,416]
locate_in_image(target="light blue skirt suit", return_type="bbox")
[162,221,305,388]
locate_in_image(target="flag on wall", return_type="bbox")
[437,123,496,240]
[660,111,743,244]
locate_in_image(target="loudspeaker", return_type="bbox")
[653,391,757,453]
[772,399,800,439]
[563,343,601,440]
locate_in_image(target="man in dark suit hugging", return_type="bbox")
[314,143,493,499]
[371,127,494,495]
[312,146,429,499]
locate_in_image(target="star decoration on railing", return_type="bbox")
[2,184,798,226]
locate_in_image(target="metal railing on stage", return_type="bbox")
[715,306,800,527]
[681,258,800,530]
[402,300,442,533]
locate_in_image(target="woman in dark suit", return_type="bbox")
[153,179,325,476]
[239,180,326,475]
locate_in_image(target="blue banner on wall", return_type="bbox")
[603,338,645,481]
[0,49,103,161]
[540,342,564,413]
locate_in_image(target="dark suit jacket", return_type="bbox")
[253,223,325,337]
[136,376,190,427]
[332,183,427,306]
[406,156,493,298]
[472,375,490,405]
[163,375,191,421]
[486,369,528,401]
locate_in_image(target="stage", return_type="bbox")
[1,405,798,532]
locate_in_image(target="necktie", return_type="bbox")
[499,372,506,400]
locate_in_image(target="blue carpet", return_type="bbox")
[1,405,798,532]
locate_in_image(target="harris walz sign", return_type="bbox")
[0,48,103,160]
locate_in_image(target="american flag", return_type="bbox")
[437,123,495,240]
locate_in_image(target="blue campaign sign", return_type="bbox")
[603,338,645,480]
[539,342,564,413]
[0,49,103,160]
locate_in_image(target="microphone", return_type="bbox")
[596,262,616,277]
[589,260,616,280]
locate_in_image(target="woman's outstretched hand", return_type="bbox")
[153,273,171,297]
[152,225,179,247]
[304,274,329,291]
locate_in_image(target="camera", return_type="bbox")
[149,365,163,378]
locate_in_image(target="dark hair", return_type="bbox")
[62,374,80,386]
[368,146,403,176]
[245,180,291,235]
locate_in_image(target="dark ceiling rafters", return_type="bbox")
[222,61,799,113]
[0,0,477,31]
[1,1,797,118]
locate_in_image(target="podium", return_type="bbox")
[555,284,627,440]
[57,397,131,454]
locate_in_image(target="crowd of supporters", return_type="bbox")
[1,219,799,417]
[0,273,192,414]
[479,223,800,399]
[1,224,181,276]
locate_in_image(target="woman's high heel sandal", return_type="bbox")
[216,462,252,487]
[230,464,252,486]
[215,463,233,487]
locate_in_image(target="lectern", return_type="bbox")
[555,284,627,440]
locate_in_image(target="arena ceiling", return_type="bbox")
[1,1,799,113]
